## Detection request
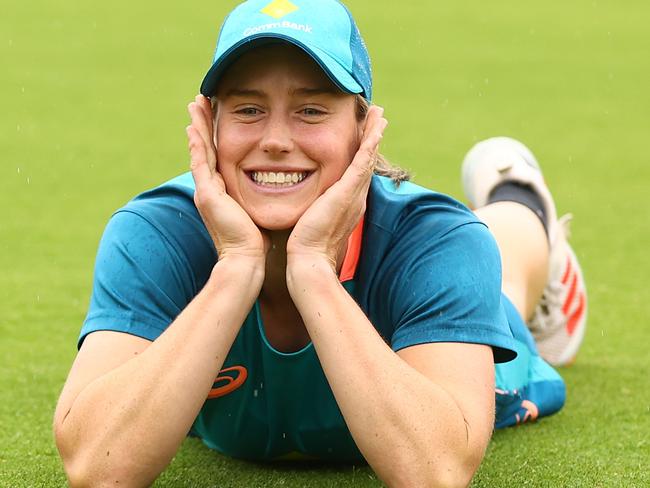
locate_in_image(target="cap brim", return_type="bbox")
[200,34,364,98]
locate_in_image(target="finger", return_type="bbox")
[330,114,386,205]
[196,95,215,142]
[187,125,214,186]
[344,106,387,187]
[188,102,213,151]
[198,95,220,170]
[356,106,386,167]
[360,106,387,151]
[187,105,218,174]
[188,101,217,169]
[196,95,220,172]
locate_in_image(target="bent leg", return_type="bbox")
[474,201,566,426]
[462,136,587,367]
[475,201,549,321]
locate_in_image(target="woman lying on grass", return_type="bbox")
[54,1,587,486]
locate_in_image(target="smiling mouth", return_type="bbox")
[249,171,311,188]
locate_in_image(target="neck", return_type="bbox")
[260,230,292,303]
[256,227,348,353]
[259,228,348,302]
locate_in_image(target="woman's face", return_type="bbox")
[215,44,362,231]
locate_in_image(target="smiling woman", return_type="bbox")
[212,44,362,231]
[52,1,586,487]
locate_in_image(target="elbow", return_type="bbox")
[54,422,140,488]
[414,420,490,488]
[53,418,80,485]
[430,461,480,488]
[388,467,476,488]
[54,409,87,486]
[384,449,484,488]
[387,469,472,488]
[53,426,92,488]
[53,418,85,487]
[54,443,92,488]
[57,451,143,488]
[61,463,94,488]
[64,469,133,488]
[426,447,485,488]
[59,456,143,488]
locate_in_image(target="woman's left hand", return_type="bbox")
[286,105,387,272]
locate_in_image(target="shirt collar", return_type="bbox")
[339,215,365,283]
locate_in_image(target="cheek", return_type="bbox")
[298,124,360,175]
[215,127,250,174]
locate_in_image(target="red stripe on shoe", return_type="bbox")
[561,256,572,284]
[562,273,578,315]
[567,292,586,335]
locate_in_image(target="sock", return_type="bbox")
[488,182,549,237]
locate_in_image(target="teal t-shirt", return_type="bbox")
[80,173,519,461]
[191,295,361,460]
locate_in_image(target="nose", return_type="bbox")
[259,114,294,155]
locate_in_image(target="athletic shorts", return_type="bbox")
[495,296,566,428]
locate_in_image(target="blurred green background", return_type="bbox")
[1,0,648,486]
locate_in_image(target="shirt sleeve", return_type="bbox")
[79,208,212,348]
[383,221,518,363]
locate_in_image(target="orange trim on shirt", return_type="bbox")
[339,216,365,283]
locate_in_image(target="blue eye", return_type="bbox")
[301,107,326,117]
[238,107,261,116]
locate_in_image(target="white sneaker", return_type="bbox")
[461,137,588,366]
[461,136,558,244]
[528,214,588,366]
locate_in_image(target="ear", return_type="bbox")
[354,96,371,143]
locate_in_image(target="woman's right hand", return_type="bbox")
[187,95,269,263]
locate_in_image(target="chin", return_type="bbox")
[252,213,301,232]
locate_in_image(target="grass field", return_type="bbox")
[2,0,649,486]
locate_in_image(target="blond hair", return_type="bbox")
[354,95,410,185]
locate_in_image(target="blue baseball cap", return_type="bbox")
[200,0,372,101]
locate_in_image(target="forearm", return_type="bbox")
[287,260,486,488]
[56,258,264,487]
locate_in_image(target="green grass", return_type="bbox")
[1,0,649,486]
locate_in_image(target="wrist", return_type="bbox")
[209,255,265,293]
[286,255,338,294]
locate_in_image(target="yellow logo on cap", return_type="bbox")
[260,0,298,19]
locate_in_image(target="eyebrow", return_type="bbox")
[222,88,265,98]
[222,86,340,99]
[292,87,340,96]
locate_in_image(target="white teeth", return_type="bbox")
[251,171,308,187]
